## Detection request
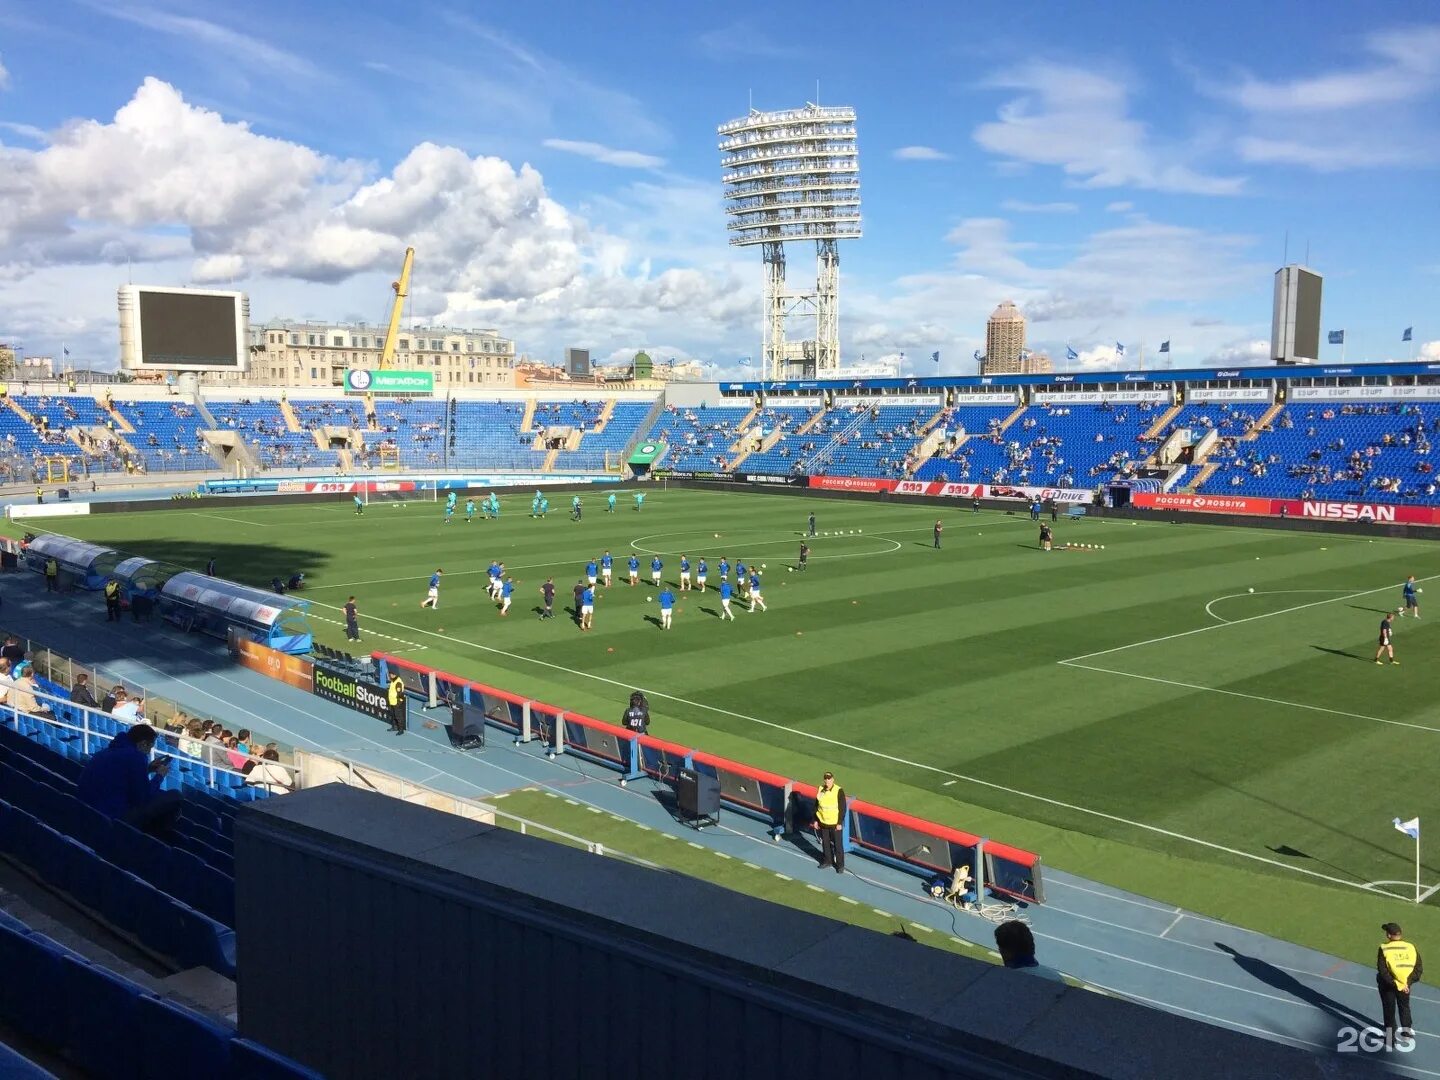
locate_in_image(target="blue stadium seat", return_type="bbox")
[0,924,67,1047]
[136,995,234,1079]
[0,1035,59,1079]
[58,955,147,1080]
[230,1038,327,1079]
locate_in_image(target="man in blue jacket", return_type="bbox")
[77,724,182,836]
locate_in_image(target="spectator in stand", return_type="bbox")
[244,746,292,795]
[111,694,144,724]
[101,684,125,713]
[9,663,54,719]
[77,724,182,837]
[0,635,24,664]
[68,673,97,707]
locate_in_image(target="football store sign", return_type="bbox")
[313,666,394,722]
[343,369,435,395]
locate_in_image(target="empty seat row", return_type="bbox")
[0,912,320,1079]
[0,799,235,976]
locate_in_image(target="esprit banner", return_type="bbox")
[233,635,314,692]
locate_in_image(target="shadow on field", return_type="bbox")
[84,538,335,590]
[1310,645,1368,662]
[1265,844,1361,884]
[1346,604,1394,615]
[642,615,662,629]
[1214,943,1375,1031]
[1194,769,1408,872]
[699,607,719,618]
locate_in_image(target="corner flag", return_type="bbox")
[1395,817,1420,840]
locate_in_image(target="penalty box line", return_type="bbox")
[1059,571,1440,665]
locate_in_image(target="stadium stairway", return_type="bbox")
[98,398,135,433]
[1141,400,1184,441]
[278,399,303,434]
[591,398,616,433]
[519,396,538,435]
[997,401,1028,434]
[2,395,37,427]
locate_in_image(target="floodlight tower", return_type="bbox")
[719,103,860,381]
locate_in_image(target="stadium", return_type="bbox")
[1,16,1437,1078]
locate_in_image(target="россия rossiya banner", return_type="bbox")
[1129,491,1440,525]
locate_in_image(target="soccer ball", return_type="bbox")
[761,563,767,569]
[1247,587,1255,594]
[646,596,652,603]
[714,533,720,538]
[787,567,793,573]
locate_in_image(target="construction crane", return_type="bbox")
[362,247,414,422]
[379,246,415,371]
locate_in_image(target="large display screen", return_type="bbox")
[137,290,243,367]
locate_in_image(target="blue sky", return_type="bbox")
[0,0,1436,373]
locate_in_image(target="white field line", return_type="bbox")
[304,595,1418,898]
[1060,572,1440,664]
[1203,589,1349,624]
[309,613,426,652]
[1059,661,1440,736]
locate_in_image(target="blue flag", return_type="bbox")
[1328,330,1345,345]
[1065,345,1078,361]
[738,357,752,367]
[973,349,982,362]
[1115,342,1125,357]
[62,347,70,357]
[931,351,940,364]
[1403,327,1413,342]
[1159,340,1170,354]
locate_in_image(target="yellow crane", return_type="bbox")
[363,247,414,423]
[379,246,415,371]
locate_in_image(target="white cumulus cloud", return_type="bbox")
[974,63,1244,195]
[0,53,10,92]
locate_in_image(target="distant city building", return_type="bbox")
[596,351,706,388]
[980,300,1051,375]
[1271,265,1322,365]
[249,321,516,389]
[15,357,56,379]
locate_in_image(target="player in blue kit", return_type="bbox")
[421,569,442,609]
[499,576,514,616]
[465,498,476,523]
[735,560,748,597]
[446,491,457,510]
[443,501,455,525]
[679,555,691,591]
[718,557,730,584]
[650,555,663,587]
[538,496,549,518]
[531,492,541,517]
[487,561,502,600]
[607,492,617,513]
[585,559,598,587]
[657,587,676,630]
[748,570,766,612]
[580,585,595,631]
[353,494,364,516]
[634,491,645,511]
[1401,575,1421,618]
[601,550,614,587]
[628,553,640,586]
[718,580,735,621]
[696,557,708,591]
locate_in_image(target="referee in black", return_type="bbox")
[344,596,361,642]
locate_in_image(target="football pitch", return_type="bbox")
[22,488,1440,956]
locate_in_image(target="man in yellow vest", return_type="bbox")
[815,771,847,874]
[44,557,59,593]
[1378,922,1422,1040]
[103,577,122,620]
[386,672,407,736]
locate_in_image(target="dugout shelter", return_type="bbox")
[160,571,313,654]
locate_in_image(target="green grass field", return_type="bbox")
[19,488,1440,957]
